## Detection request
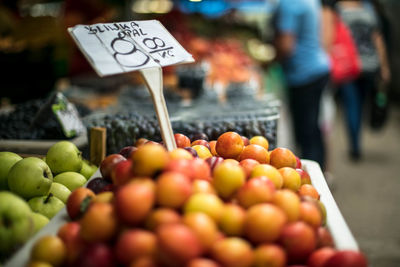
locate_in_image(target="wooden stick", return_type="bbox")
[140,67,176,151]
[90,127,106,166]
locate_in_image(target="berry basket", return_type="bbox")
[3,159,359,267]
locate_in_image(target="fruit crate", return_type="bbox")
[0,134,88,156]
[84,105,280,155]
[3,160,359,267]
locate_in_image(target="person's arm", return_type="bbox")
[275,32,295,60]
[274,1,298,60]
[321,6,335,53]
[372,30,390,84]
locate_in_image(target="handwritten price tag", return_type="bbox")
[68,20,194,76]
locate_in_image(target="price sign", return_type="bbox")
[51,93,86,138]
[68,20,194,76]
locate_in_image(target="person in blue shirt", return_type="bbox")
[274,0,331,170]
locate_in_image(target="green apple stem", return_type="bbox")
[44,193,53,204]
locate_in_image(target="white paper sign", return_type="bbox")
[68,20,194,76]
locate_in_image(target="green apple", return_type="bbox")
[31,212,49,234]
[0,191,34,259]
[28,194,65,219]
[53,172,86,191]
[48,182,71,204]
[46,141,83,175]
[0,152,22,190]
[8,157,53,199]
[79,160,98,180]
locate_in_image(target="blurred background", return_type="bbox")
[0,1,399,266]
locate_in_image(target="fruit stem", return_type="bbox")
[44,193,53,204]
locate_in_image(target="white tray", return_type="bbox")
[4,161,359,267]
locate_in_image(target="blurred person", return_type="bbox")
[334,0,391,160]
[273,0,331,170]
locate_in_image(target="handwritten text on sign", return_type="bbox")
[68,20,194,76]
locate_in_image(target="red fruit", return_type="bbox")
[145,208,181,231]
[75,243,116,267]
[241,136,250,146]
[115,229,157,265]
[156,171,192,209]
[192,140,211,151]
[115,180,155,225]
[111,160,134,186]
[239,159,259,178]
[80,202,118,243]
[119,146,137,158]
[66,187,95,220]
[100,154,126,180]
[307,247,336,267]
[175,133,191,148]
[280,221,317,264]
[156,223,203,266]
[205,157,224,172]
[216,132,244,159]
[57,222,86,265]
[190,158,212,181]
[186,258,221,267]
[323,250,368,267]
[237,177,276,208]
[165,159,193,178]
[244,203,287,244]
[211,237,254,267]
[296,168,311,185]
[295,156,302,169]
[316,227,335,248]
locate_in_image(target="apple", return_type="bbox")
[0,191,34,258]
[28,194,65,219]
[8,157,53,199]
[79,160,98,180]
[48,182,71,204]
[53,172,87,191]
[46,141,83,174]
[31,212,49,234]
[100,154,126,181]
[0,151,22,190]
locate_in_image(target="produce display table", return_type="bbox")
[4,160,358,267]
